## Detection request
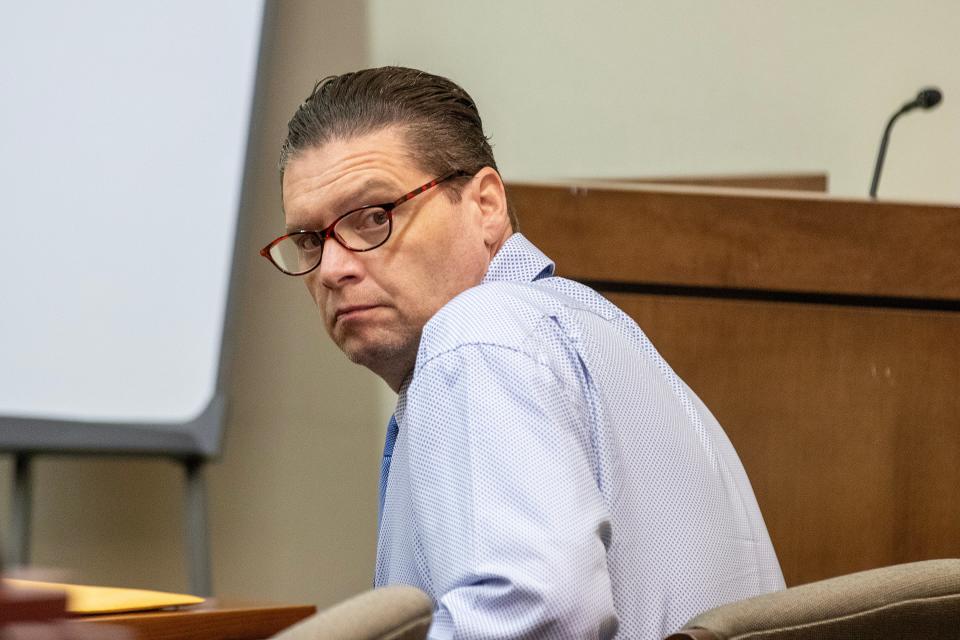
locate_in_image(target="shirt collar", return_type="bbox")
[394,373,411,428]
[482,233,555,285]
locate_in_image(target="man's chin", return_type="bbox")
[328,321,422,382]
[339,337,415,371]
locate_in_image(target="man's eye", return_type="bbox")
[294,233,322,252]
[354,207,390,229]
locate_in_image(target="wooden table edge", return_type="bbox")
[78,601,317,640]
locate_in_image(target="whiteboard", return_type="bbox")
[0,1,264,423]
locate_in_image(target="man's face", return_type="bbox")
[281,127,504,389]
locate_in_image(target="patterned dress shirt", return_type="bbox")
[375,233,784,639]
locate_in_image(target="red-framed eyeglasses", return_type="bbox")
[260,170,471,276]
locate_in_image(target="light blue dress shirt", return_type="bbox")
[375,234,784,639]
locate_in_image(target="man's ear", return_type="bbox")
[469,166,511,249]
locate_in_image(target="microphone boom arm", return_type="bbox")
[869,87,942,199]
[869,107,907,199]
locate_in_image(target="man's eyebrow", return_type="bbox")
[285,177,399,232]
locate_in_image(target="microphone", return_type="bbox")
[912,88,943,110]
[869,87,943,198]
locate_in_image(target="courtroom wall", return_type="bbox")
[368,0,960,204]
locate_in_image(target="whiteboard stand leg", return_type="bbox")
[183,457,212,596]
[9,453,33,567]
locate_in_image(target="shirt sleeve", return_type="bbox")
[404,340,618,640]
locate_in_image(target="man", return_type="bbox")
[262,66,784,639]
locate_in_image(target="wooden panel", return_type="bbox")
[598,173,829,192]
[83,601,316,640]
[608,293,960,586]
[508,182,960,301]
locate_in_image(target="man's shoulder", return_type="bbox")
[416,277,621,363]
[417,280,564,359]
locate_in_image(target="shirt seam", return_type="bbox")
[416,340,575,393]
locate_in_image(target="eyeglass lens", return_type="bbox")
[269,206,392,274]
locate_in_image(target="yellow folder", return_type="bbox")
[3,578,205,615]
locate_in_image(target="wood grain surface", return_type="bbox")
[509,182,960,301]
[81,601,316,640]
[596,172,829,192]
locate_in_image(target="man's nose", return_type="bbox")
[317,238,363,289]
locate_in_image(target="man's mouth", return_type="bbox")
[334,304,382,323]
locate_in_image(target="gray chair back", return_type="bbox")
[666,559,960,639]
[270,586,432,640]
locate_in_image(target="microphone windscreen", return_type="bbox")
[917,87,943,109]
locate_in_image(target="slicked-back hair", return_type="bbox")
[279,66,517,230]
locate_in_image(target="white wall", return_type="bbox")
[369,0,960,203]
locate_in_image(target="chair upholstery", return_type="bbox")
[270,585,432,640]
[665,559,960,639]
